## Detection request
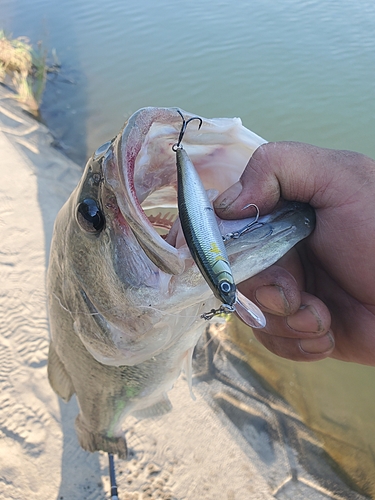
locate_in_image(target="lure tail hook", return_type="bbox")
[173,109,203,150]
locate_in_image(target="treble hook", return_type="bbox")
[172,109,203,151]
[222,203,264,242]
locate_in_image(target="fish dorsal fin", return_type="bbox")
[47,341,75,402]
[234,290,266,329]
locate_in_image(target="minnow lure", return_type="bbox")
[172,110,266,329]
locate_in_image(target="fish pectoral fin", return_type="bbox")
[47,341,75,402]
[132,393,173,419]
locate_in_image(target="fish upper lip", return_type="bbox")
[103,108,187,276]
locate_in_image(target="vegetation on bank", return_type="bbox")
[0,31,51,116]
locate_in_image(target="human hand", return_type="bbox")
[215,142,375,365]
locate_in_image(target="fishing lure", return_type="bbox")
[172,110,266,329]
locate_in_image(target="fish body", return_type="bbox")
[47,107,315,457]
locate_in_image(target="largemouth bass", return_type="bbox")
[47,107,315,458]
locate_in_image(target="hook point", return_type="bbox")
[173,110,202,149]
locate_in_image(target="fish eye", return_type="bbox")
[77,198,105,233]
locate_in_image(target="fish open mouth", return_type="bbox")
[103,107,267,275]
[144,210,177,236]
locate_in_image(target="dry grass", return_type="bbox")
[0,31,47,115]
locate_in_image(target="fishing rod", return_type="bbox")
[108,453,119,500]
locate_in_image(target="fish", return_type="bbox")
[47,107,315,458]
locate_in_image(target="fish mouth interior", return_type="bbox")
[143,208,177,238]
[131,110,263,248]
[106,107,266,274]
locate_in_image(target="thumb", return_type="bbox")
[214,141,340,217]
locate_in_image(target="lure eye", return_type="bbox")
[77,198,105,233]
[218,280,236,305]
[220,281,232,293]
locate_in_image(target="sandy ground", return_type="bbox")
[0,89,368,500]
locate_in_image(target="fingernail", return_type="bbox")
[255,285,290,315]
[299,332,334,354]
[287,305,323,333]
[215,181,243,210]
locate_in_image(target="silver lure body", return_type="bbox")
[175,143,266,328]
[176,147,236,307]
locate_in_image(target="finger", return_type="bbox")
[214,141,369,217]
[253,329,335,362]
[258,292,331,339]
[251,291,333,361]
[238,251,305,316]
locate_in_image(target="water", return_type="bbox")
[2,0,375,494]
[1,0,375,165]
